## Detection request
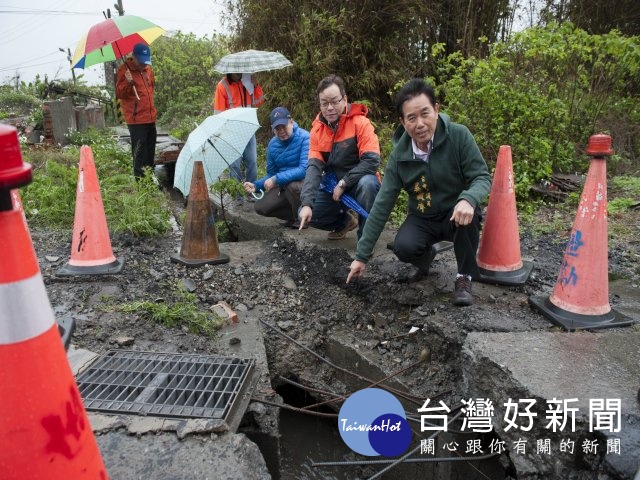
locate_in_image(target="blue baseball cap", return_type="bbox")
[270,107,291,129]
[133,43,151,65]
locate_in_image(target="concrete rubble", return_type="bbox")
[62,175,639,479]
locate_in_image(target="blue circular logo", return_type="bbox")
[338,388,412,456]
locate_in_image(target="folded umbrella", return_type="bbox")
[320,171,369,219]
[213,50,292,74]
[173,108,260,196]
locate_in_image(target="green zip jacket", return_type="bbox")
[355,113,491,263]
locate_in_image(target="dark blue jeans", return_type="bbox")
[308,174,380,238]
[229,135,257,183]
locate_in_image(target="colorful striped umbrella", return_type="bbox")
[71,15,164,69]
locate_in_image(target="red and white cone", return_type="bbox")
[0,125,109,479]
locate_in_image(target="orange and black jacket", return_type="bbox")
[115,58,156,125]
[300,102,381,208]
[212,76,265,112]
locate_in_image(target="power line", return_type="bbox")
[0,7,95,15]
[0,59,66,74]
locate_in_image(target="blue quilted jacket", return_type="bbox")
[254,122,310,191]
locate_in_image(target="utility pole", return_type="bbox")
[113,0,124,16]
[103,1,124,92]
[59,48,77,86]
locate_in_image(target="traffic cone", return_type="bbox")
[170,160,230,266]
[529,134,634,330]
[0,125,109,479]
[58,145,124,276]
[476,145,533,285]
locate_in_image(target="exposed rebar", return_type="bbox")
[302,354,428,411]
[312,451,499,467]
[250,396,337,418]
[365,410,464,480]
[259,318,430,406]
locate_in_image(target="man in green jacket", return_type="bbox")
[346,79,491,306]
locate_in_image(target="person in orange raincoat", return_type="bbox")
[115,43,157,178]
[298,74,381,240]
[212,73,265,185]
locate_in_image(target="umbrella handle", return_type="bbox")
[251,189,265,200]
[133,85,140,100]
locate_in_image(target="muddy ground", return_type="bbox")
[31,192,640,479]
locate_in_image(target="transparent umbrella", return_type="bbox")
[173,108,260,196]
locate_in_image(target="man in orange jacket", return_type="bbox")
[213,73,265,184]
[298,74,381,239]
[115,43,157,178]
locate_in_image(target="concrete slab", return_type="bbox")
[95,430,270,480]
[462,330,640,479]
[67,345,99,375]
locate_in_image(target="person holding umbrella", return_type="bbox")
[116,43,157,178]
[298,74,381,240]
[212,73,265,187]
[243,107,310,227]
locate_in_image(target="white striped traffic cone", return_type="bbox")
[0,124,109,479]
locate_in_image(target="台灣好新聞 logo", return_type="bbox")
[338,388,412,456]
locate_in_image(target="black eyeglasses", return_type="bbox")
[319,96,345,109]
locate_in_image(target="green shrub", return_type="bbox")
[432,23,640,202]
[21,135,170,236]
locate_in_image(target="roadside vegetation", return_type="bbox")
[113,281,225,337]
[19,128,171,236]
[1,0,637,243]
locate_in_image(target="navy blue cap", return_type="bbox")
[133,43,151,65]
[270,107,291,129]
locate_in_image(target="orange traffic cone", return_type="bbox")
[476,145,533,285]
[529,134,634,330]
[58,145,123,276]
[170,160,230,266]
[0,125,109,479]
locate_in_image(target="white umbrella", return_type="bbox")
[213,50,292,74]
[173,108,260,195]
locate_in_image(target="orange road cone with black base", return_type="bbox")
[58,145,123,276]
[0,125,109,479]
[477,145,533,286]
[529,134,634,330]
[171,160,229,266]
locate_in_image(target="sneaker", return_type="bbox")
[327,210,358,240]
[451,275,473,307]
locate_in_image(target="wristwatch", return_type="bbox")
[338,179,346,189]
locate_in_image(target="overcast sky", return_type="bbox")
[0,0,228,86]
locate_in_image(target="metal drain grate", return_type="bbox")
[76,350,254,421]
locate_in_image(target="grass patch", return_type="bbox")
[118,282,225,337]
[611,176,640,197]
[20,129,171,236]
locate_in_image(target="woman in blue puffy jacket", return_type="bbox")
[244,107,310,227]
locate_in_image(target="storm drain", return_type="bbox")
[76,350,255,421]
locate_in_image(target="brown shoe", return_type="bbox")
[451,276,473,306]
[327,210,358,240]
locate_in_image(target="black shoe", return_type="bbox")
[401,266,429,283]
[452,276,473,306]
